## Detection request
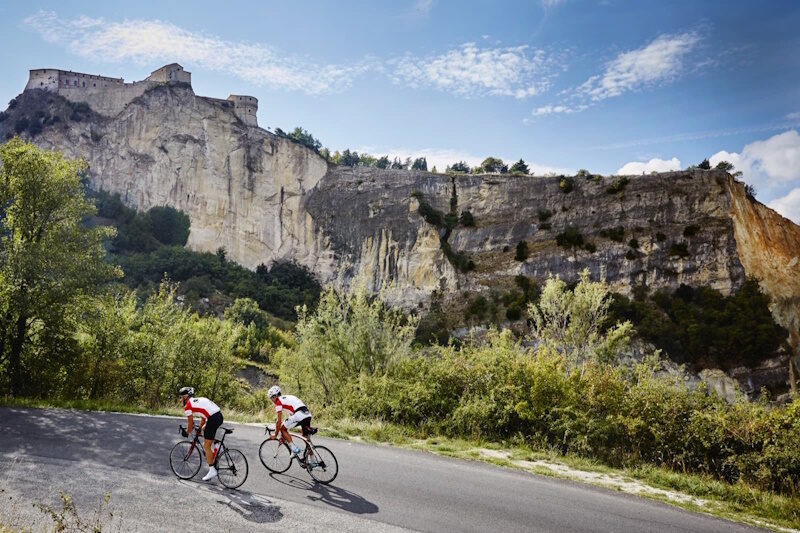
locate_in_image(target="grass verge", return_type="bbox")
[1,398,797,531]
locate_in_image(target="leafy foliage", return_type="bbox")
[608,279,787,369]
[509,159,529,175]
[599,226,625,242]
[274,127,322,153]
[514,241,529,261]
[556,227,584,249]
[0,138,120,395]
[605,177,629,194]
[668,242,690,259]
[478,157,507,174]
[698,158,711,170]
[448,161,471,173]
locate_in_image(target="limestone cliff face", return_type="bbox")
[2,84,800,344]
[729,178,800,346]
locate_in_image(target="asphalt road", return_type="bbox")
[0,407,763,532]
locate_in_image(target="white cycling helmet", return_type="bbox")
[267,385,281,399]
[179,386,194,397]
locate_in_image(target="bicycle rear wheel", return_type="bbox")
[306,445,338,484]
[259,439,292,473]
[217,447,248,489]
[170,440,202,479]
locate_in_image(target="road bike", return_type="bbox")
[169,423,249,489]
[259,424,338,484]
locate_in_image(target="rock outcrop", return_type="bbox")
[2,80,799,352]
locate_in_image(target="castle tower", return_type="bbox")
[147,63,192,84]
[227,95,258,127]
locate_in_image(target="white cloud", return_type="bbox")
[354,146,571,175]
[787,111,800,121]
[24,11,370,95]
[392,43,560,98]
[710,130,800,197]
[530,104,587,117]
[534,31,701,118]
[617,157,681,175]
[579,32,701,102]
[768,188,800,223]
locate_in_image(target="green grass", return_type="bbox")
[2,398,797,531]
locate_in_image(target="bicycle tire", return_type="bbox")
[170,440,202,480]
[259,438,292,473]
[217,447,248,489]
[306,445,338,484]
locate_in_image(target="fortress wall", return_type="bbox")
[26,69,61,91]
[57,80,157,117]
[227,95,258,127]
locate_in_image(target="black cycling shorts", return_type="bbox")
[204,411,223,440]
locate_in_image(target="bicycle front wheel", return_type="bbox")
[217,447,248,489]
[259,439,292,473]
[307,445,338,484]
[170,440,202,479]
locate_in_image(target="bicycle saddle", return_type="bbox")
[222,427,234,434]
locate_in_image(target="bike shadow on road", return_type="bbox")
[267,472,379,515]
[179,479,285,524]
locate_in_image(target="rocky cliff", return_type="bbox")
[2,82,799,347]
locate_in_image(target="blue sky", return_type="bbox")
[1,0,799,220]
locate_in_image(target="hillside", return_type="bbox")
[2,74,799,368]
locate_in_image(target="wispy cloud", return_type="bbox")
[578,32,700,102]
[592,121,800,150]
[391,42,563,99]
[531,31,702,119]
[768,188,800,223]
[24,11,371,95]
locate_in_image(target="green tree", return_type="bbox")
[479,157,507,174]
[509,159,529,175]
[375,156,390,169]
[280,279,418,403]
[274,127,322,153]
[0,138,120,395]
[697,158,711,170]
[147,206,190,246]
[528,269,632,368]
[225,297,270,331]
[449,161,471,173]
[411,157,428,171]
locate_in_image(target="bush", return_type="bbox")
[656,232,667,242]
[556,227,584,249]
[558,177,574,193]
[537,209,552,222]
[668,242,690,259]
[539,222,552,231]
[683,224,700,238]
[514,241,529,261]
[628,238,639,249]
[605,177,629,194]
[600,226,625,242]
[147,206,190,246]
[625,249,638,260]
[459,210,475,227]
[583,242,596,253]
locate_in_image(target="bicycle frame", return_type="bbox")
[181,424,228,464]
[265,425,319,463]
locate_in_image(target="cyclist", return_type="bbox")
[268,385,313,458]
[179,386,224,481]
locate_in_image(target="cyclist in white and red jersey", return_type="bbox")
[268,385,312,457]
[179,386,224,481]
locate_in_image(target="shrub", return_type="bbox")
[600,226,625,242]
[628,238,639,249]
[606,177,629,194]
[683,224,700,238]
[558,176,574,193]
[514,241,529,261]
[625,249,637,260]
[583,242,596,253]
[655,232,666,242]
[537,209,553,222]
[668,242,690,259]
[745,183,757,200]
[698,158,711,170]
[539,222,552,231]
[459,210,475,227]
[441,242,475,272]
[556,227,584,249]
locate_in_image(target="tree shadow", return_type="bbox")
[268,472,378,515]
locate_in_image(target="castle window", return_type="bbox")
[93,83,96,87]
[82,81,86,87]
[74,80,78,86]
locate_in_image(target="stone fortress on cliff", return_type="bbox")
[25,63,259,127]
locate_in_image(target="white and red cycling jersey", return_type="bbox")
[184,397,221,420]
[274,395,307,416]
